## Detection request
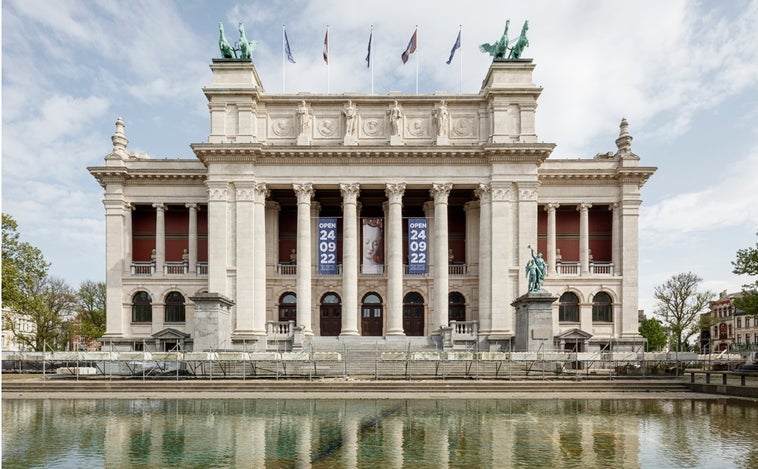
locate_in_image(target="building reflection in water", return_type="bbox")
[3,399,758,468]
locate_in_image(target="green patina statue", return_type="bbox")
[526,245,547,292]
[508,20,530,59]
[219,22,235,58]
[479,20,510,59]
[236,22,257,60]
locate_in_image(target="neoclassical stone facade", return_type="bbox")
[89,58,655,352]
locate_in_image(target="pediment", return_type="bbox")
[151,328,191,340]
[556,328,593,340]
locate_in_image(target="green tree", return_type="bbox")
[76,280,106,343]
[20,277,77,351]
[639,317,667,351]
[654,272,714,352]
[732,231,758,316]
[2,213,49,312]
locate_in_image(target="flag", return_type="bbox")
[323,28,329,64]
[365,30,372,68]
[284,29,296,63]
[401,28,417,64]
[446,29,461,64]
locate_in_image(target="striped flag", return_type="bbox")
[323,28,329,64]
[365,29,372,68]
[401,28,417,64]
[446,29,461,64]
[284,29,296,63]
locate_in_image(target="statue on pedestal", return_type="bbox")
[526,245,547,292]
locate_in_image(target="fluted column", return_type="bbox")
[611,202,620,275]
[253,183,269,335]
[235,182,255,334]
[206,181,229,295]
[578,203,592,275]
[475,185,492,333]
[386,183,406,335]
[341,183,360,335]
[546,203,559,275]
[153,203,166,274]
[431,183,452,331]
[294,183,314,334]
[186,203,198,274]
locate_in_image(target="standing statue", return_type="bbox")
[479,20,510,59]
[219,22,235,59]
[434,100,449,137]
[508,20,530,59]
[527,245,547,292]
[343,100,357,136]
[236,22,257,60]
[387,101,402,136]
[297,100,311,135]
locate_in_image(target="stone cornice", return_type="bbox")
[538,166,656,187]
[483,143,555,163]
[88,166,207,188]
[615,166,657,188]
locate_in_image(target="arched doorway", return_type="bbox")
[361,292,383,336]
[320,292,342,336]
[278,292,296,322]
[403,292,425,336]
[448,292,466,323]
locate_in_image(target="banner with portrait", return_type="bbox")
[362,218,384,274]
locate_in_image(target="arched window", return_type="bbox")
[559,292,580,322]
[132,291,152,323]
[448,292,466,322]
[279,292,297,322]
[592,292,613,322]
[165,291,186,323]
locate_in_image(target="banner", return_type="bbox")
[407,218,428,274]
[318,218,338,274]
[362,218,384,274]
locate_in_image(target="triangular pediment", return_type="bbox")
[151,328,191,340]
[556,328,593,340]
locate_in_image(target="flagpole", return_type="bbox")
[370,25,374,95]
[326,25,330,93]
[459,25,463,93]
[415,25,419,95]
[282,25,286,93]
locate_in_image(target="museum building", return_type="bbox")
[88,55,655,353]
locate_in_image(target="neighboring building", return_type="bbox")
[88,56,655,353]
[706,291,758,353]
[2,308,36,352]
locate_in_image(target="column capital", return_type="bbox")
[430,183,453,203]
[609,202,619,211]
[340,183,360,203]
[577,202,592,212]
[518,184,539,201]
[206,181,229,201]
[293,183,314,203]
[253,183,269,204]
[474,183,491,203]
[236,182,255,201]
[544,203,559,212]
[385,182,406,203]
[185,203,198,210]
[152,203,166,211]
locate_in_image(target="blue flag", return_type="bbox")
[284,29,296,64]
[365,30,372,68]
[446,30,461,64]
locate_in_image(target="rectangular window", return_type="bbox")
[736,334,741,344]
[737,318,742,328]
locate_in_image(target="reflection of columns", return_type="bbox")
[341,183,360,335]
[186,203,198,274]
[385,417,404,469]
[578,203,591,274]
[296,414,312,468]
[207,181,229,295]
[253,183,269,335]
[251,417,266,468]
[611,203,620,274]
[124,203,133,270]
[386,183,406,335]
[153,203,166,273]
[475,184,492,333]
[545,203,558,275]
[432,183,452,330]
[294,183,314,334]
[343,410,359,467]
[235,182,255,333]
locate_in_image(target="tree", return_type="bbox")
[654,272,714,352]
[639,317,667,351]
[2,214,49,312]
[14,277,77,351]
[732,231,758,316]
[76,280,106,343]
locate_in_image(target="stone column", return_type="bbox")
[253,183,269,336]
[464,200,479,275]
[490,184,513,335]
[578,203,592,275]
[611,202,620,275]
[153,203,166,274]
[545,203,559,275]
[431,183,452,331]
[341,183,360,335]
[124,203,133,271]
[517,182,539,294]
[386,183,406,335]
[235,182,255,335]
[475,184,492,334]
[294,183,314,334]
[266,201,280,273]
[186,203,198,274]
[621,197,642,336]
[206,181,229,295]
[103,192,126,338]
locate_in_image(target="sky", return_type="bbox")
[2,0,757,315]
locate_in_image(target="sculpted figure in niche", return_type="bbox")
[343,100,357,137]
[297,100,311,136]
[388,100,402,136]
[434,100,449,137]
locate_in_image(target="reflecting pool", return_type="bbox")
[3,399,757,468]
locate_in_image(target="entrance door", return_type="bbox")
[320,293,342,336]
[403,292,425,336]
[361,293,383,336]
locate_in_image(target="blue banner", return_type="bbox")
[407,218,428,274]
[318,218,338,274]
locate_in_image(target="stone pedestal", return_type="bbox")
[190,293,234,351]
[296,134,310,145]
[390,135,403,145]
[436,136,449,146]
[343,135,357,146]
[512,291,557,352]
